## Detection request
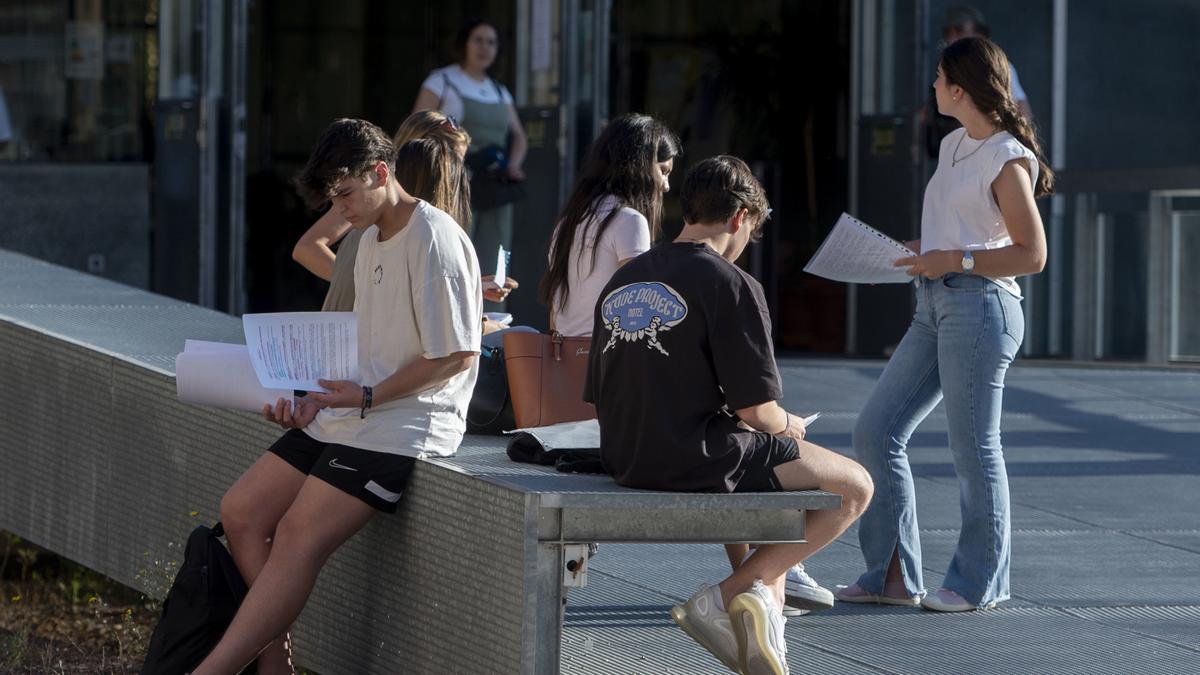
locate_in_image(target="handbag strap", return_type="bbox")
[551,330,564,361]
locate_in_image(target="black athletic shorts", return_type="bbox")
[731,434,802,493]
[267,429,417,513]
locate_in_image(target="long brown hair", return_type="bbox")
[394,138,472,230]
[940,36,1055,197]
[538,113,681,311]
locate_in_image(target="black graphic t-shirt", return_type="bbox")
[584,242,784,492]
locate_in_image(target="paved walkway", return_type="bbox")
[560,359,1200,674]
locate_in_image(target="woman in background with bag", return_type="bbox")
[502,114,678,429]
[413,18,528,308]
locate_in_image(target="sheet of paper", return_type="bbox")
[175,341,291,412]
[495,245,509,288]
[803,213,917,284]
[484,311,513,326]
[242,312,358,390]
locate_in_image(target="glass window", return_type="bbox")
[0,0,155,161]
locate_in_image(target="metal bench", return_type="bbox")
[0,249,840,673]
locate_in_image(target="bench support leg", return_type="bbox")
[533,542,565,673]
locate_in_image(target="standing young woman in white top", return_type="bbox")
[539,113,680,336]
[838,36,1053,613]
[413,19,528,302]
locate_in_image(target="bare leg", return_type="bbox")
[195,475,376,674]
[219,453,308,675]
[718,440,873,608]
[724,544,750,570]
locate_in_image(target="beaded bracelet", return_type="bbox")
[360,385,373,419]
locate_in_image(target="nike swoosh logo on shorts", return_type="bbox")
[328,458,358,471]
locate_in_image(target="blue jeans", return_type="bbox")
[851,273,1023,607]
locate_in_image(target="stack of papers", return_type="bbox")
[176,312,358,412]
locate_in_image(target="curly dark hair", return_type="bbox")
[295,118,395,209]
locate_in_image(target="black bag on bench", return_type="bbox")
[506,433,605,474]
[141,523,257,674]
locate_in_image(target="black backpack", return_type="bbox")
[141,523,257,674]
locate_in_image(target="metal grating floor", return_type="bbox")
[561,361,1200,674]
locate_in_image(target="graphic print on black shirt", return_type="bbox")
[599,282,689,356]
[586,243,784,493]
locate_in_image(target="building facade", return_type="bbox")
[2,0,1197,363]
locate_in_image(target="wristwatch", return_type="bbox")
[961,250,975,274]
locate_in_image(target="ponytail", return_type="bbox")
[995,99,1055,197]
[942,36,1056,198]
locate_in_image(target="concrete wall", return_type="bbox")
[0,249,534,673]
[930,0,1200,171]
[0,163,151,289]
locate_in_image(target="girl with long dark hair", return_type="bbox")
[539,113,681,335]
[839,36,1053,613]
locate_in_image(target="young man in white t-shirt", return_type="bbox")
[193,119,481,674]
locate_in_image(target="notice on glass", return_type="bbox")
[175,341,291,412]
[803,213,917,284]
[242,312,358,390]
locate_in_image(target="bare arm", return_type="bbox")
[307,351,478,411]
[736,401,807,441]
[412,87,441,115]
[894,160,1045,278]
[293,209,353,281]
[979,159,1047,275]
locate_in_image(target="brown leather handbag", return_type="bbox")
[502,330,596,428]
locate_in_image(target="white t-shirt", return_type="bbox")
[920,128,1039,297]
[420,65,514,121]
[304,200,483,457]
[551,195,651,336]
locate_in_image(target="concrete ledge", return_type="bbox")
[0,250,531,672]
[0,249,839,672]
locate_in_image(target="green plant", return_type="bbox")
[1,626,31,668]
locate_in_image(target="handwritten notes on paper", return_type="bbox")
[803,213,917,284]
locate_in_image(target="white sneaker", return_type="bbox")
[729,580,790,675]
[670,584,740,672]
[785,563,835,611]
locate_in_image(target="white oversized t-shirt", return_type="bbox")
[304,201,482,457]
[920,128,1039,297]
[551,195,652,336]
[420,65,514,121]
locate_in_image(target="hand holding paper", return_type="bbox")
[262,394,322,429]
[176,312,361,414]
[305,379,365,410]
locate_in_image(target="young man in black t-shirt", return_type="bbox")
[585,156,873,675]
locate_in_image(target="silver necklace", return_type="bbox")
[951,132,990,166]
